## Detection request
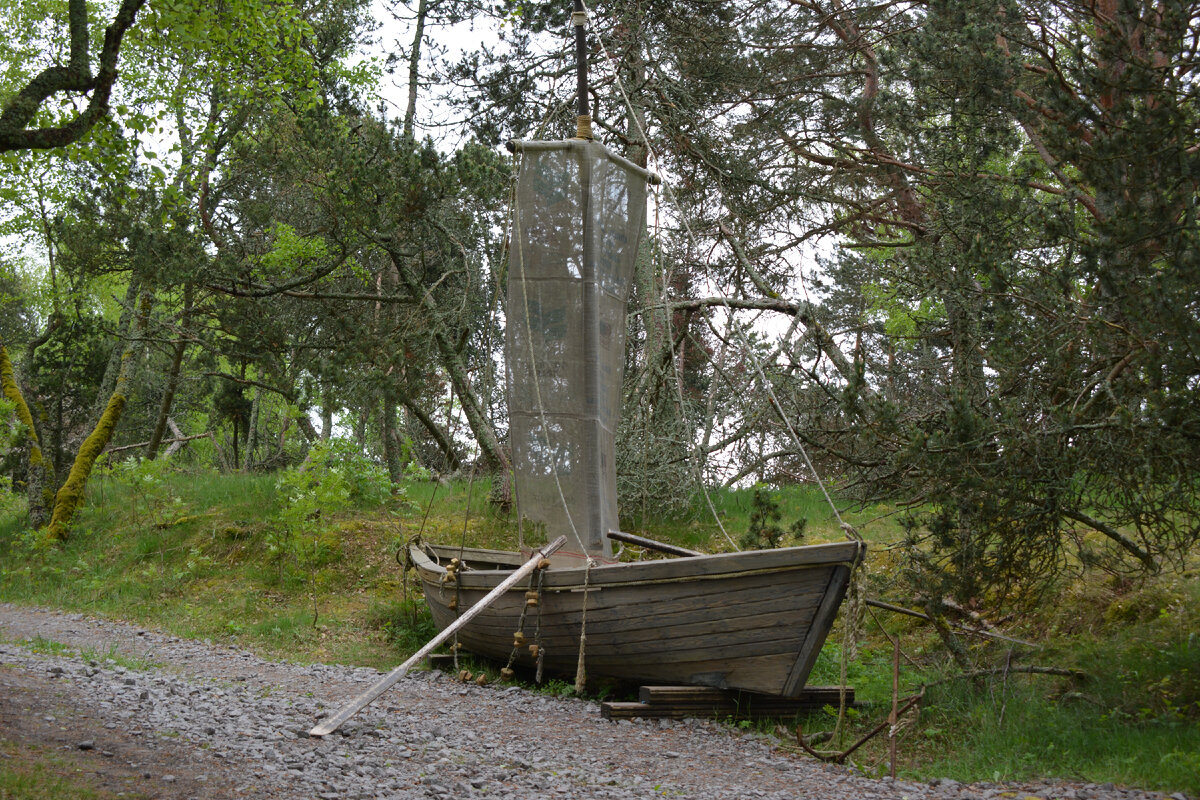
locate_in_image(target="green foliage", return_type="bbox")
[258,223,333,280]
[365,597,436,653]
[275,437,394,529]
[738,485,807,550]
[270,438,400,602]
[0,260,37,342]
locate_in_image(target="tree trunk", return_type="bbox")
[93,280,140,420]
[45,289,151,540]
[0,345,55,527]
[354,405,368,450]
[146,282,194,460]
[381,396,402,483]
[320,392,333,440]
[296,411,318,443]
[402,0,428,139]
[390,249,508,472]
[243,391,259,471]
[400,395,461,471]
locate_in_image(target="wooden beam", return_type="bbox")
[601,685,855,721]
[309,536,567,737]
[607,530,703,558]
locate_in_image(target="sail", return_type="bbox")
[507,139,651,561]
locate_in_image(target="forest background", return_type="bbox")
[0,0,1197,791]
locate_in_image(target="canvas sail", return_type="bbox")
[507,139,651,561]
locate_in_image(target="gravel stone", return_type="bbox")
[0,604,1190,800]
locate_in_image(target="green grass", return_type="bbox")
[22,636,71,657]
[915,680,1200,791]
[620,483,903,554]
[0,468,1196,795]
[8,636,161,672]
[0,467,423,669]
[0,739,146,800]
[788,578,1200,795]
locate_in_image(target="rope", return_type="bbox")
[580,10,870,739]
[534,565,546,682]
[581,0,855,539]
[574,556,596,693]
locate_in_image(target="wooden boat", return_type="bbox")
[411,2,864,699]
[410,539,864,696]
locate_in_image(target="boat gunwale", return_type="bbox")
[410,540,865,592]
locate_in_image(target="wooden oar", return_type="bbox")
[606,530,702,558]
[309,535,568,737]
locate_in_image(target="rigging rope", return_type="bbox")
[573,556,596,694]
[581,0,860,543]
[580,0,868,733]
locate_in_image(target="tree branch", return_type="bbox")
[0,0,147,152]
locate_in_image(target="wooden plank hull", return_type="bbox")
[410,540,865,697]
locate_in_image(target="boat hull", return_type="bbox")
[409,540,864,697]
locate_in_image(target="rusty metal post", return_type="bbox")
[889,636,900,778]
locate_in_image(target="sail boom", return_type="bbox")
[507,139,660,185]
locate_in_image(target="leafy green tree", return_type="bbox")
[0,0,147,152]
[453,0,1200,612]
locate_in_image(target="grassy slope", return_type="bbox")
[0,468,1196,795]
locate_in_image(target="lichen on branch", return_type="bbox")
[1,345,55,525]
[46,391,126,541]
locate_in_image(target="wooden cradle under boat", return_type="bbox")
[409,539,865,697]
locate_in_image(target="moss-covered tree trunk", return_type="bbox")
[44,289,151,541]
[0,345,55,527]
[45,389,126,540]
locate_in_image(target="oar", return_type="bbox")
[309,535,567,737]
[606,530,702,558]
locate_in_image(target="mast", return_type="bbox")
[574,0,604,557]
[506,2,651,563]
[573,0,592,140]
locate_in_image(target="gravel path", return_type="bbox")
[0,604,1187,800]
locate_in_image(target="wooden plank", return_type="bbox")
[601,697,850,721]
[413,541,863,592]
[457,620,815,660]
[442,594,823,652]
[424,653,457,671]
[426,578,832,650]
[448,564,835,611]
[595,652,801,695]
[639,685,852,705]
[606,530,703,557]
[440,568,833,626]
[783,556,860,696]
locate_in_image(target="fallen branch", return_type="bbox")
[865,598,1035,647]
[921,665,1088,688]
[104,432,212,456]
[795,690,925,764]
